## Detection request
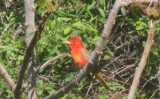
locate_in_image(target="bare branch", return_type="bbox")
[85,80,94,98]
[149,88,160,99]
[0,63,16,90]
[22,53,70,91]
[127,19,154,99]
[14,0,64,98]
[40,53,70,71]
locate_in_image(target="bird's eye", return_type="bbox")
[72,41,75,43]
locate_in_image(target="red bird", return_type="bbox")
[63,36,109,89]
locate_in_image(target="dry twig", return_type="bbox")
[22,53,70,91]
[127,19,154,99]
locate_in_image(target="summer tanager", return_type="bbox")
[63,36,109,89]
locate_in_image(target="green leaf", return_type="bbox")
[37,0,46,8]
[64,26,71,35]
[37,0,56,11]
[46,0,56,11]
[73,21,84,27]
[109,82,125,91]
[87,0,96,10]
[98,8,106,17]
[104,55,110,59]
[37,80,43,85]
[93,36,100,44]
[100,0,105,5]
[136,25,144,30]
[58,17,72,21]
[37,90,43,95]
[121,6,126,15]
[98,94,109,99]
[106,47,114,57]
[99,17,107,24]
[48,89,56,94]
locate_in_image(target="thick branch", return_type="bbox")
[0,63,16,90]
[14,0,63,98]
[23,0,36,98]
[127,19,154,99]
[44,0,158,99]
[14,0,36,98]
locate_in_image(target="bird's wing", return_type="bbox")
[81,48,91,62]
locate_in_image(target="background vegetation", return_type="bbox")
[0,0,159,98]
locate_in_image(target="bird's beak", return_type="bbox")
[63,41,71,45]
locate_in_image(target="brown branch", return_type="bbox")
[85,80,93,98]
[40,53,70,71]
[0,63,16,90]
[107,64,135,80]
[14,0,64,98]
[127,19,154,99]
[22,53,70,91]
[149,88,160,99]
[24,0,36,98]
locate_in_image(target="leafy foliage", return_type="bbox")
[0,0,160,98]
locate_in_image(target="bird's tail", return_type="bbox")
[92,71,110,90]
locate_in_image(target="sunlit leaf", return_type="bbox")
[98,8,106,17]
[64,26,71,35]
[87,0,96,10]
[121,6,126,15]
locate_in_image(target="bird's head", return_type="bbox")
[63,36,84,49]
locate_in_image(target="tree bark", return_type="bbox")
[23,0,37,99]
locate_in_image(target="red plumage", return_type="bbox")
[64,36,109,89]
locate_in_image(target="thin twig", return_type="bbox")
[127,19,154,99]
[149,88,160,99]
[107,64,135,80]
[85,78,94,98]
[140,74,160,92]
[40,53,70,71]
[22,53,70,91]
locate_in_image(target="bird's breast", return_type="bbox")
[70,49,87,69]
